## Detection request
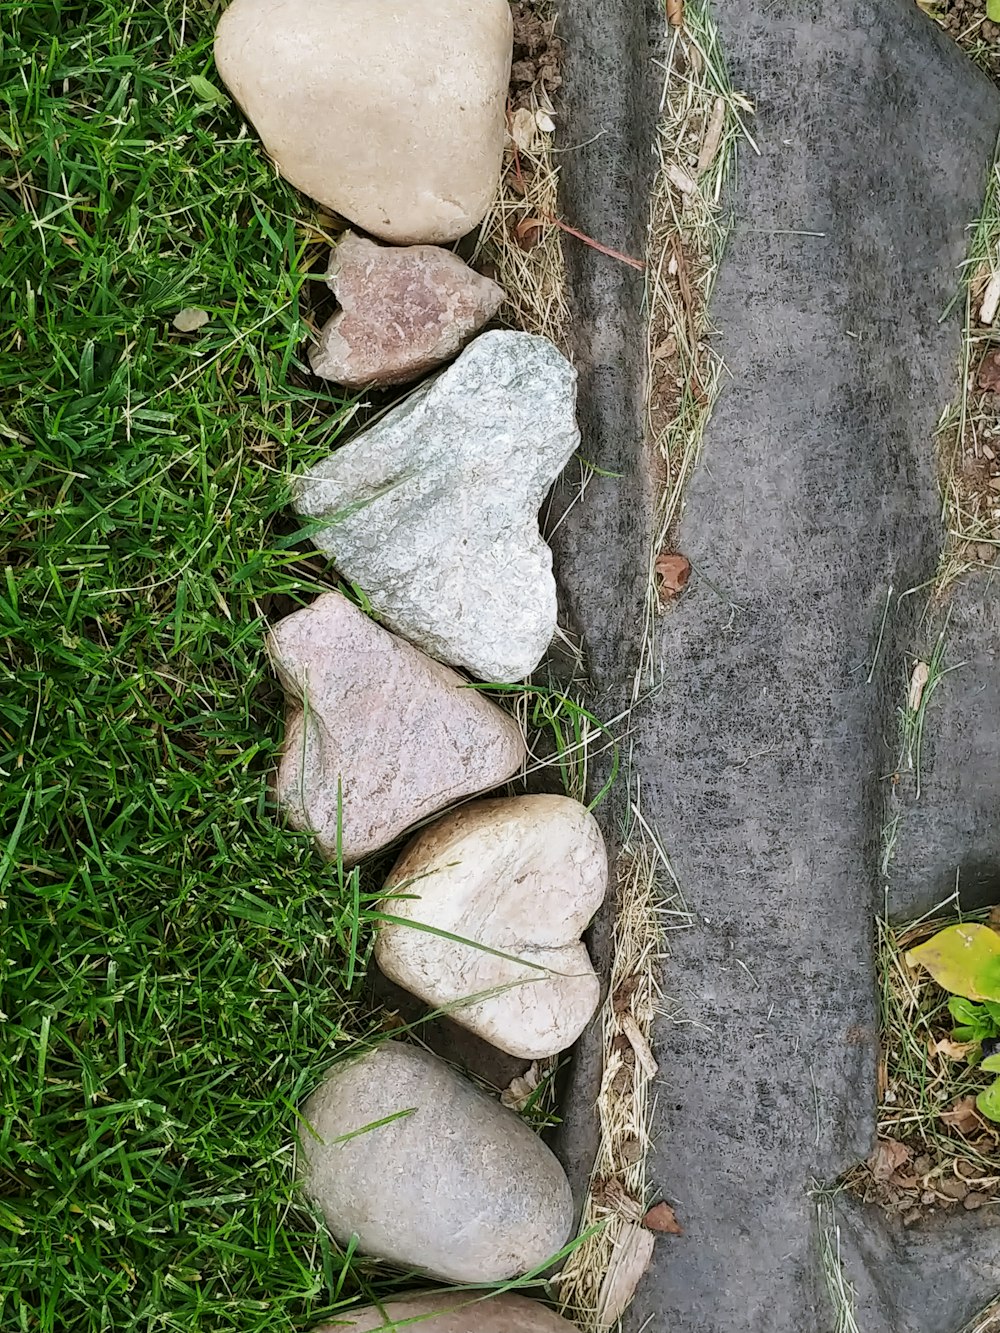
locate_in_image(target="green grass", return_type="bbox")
[0,7,614,1326]
[0,1,424,1327]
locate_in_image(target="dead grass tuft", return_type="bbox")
[638,1,754,690]
[474,0,570,349]
[556,776,689,1330]
[936,153,1000,594]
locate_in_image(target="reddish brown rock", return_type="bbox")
[309,232,504,389]
[267,591,525,866]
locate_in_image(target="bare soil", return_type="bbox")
[939,0,1000,84]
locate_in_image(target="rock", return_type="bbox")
[267,592,525,865]
[293,331,580,682]
[214,0,513,245]
[299,1041,574,1282]
[312,1292,580,1333]
[376,795,606,1058]
[309,231,504,390]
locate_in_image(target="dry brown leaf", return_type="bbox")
[655,552,691,597]
[500,1061,542,1110]
[978,349,1000,393]
[870,1137,911,1182]
[930,1036,977,1062]
[513,216,544,251]
[510,105,538,153]
[592,1176,644,1223]
[940,1095,983,1136]
[596,1223,655,1327]
[612,974,640,1016]
[666,0,684,27]
[644,1201,683,1234]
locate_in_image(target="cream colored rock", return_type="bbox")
[376,795,607,1059]
[313,1292,581,1333]
[267,592,525,866]
[214,0,513,244]
[300,1042,573,1281]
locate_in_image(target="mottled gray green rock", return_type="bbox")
[293,331,580,683]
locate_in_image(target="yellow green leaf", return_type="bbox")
[904,924,1000,1000]
[977,1077,1000,1122]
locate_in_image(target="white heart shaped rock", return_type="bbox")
[293,331,580,683]
[300,1041,573,1282]
[267,592,525,866]
[376,795,607,1058]
[214,0,513,244]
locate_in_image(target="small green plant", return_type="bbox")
[990,0,1000,23]
[907,923,1000,1122]
[948,995,1000,1046]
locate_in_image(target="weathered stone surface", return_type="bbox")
[214,0,512,245]
[309,232,504,390]
[294,331,580,683]
[267,592,525,866]
[299,1041,574,1282]
[376,795,606,1059]
[313,1292,580,1333]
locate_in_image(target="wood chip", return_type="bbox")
[981,269,1000,326]
[596,1223,655,1327]
[666,0,683,25]
[665,162,696,195]
[697,96,726,177]
[907,660,929,713]
[620,1013,659,1079]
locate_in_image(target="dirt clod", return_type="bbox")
[977,348,1000,392]
[509,3,563,112]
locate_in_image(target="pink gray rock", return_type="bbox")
[267,592,525,865]
[309,232,504,389]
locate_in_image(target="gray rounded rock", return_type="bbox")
[312,1292,581,1333]
[299,1041,574,1282]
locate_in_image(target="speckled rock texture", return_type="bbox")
[293,331,580,683]
[214,0,512,244]
[376,795,606,1058]
[267,592,525,866]
[309,231,504,389]
[312,1292,581,1333]
[299,1041,574,1282]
